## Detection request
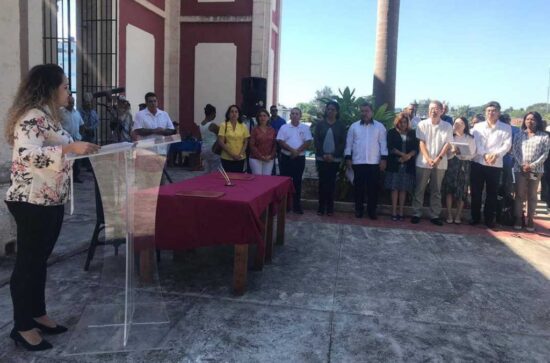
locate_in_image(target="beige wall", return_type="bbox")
[0,2,22,179]
[0,1,43,254]
[0,2,25,254]
[126,24,156,114]
[194,43,237,125]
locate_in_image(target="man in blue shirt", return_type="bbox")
[61,94,84,182]
[269,105,286,132]
[78,93,99,171]
[441,103,453,125]
[270,105,286,175]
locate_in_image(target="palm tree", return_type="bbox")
[372,0,400,111]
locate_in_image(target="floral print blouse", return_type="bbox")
[5,108,73,206]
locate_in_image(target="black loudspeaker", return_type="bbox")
[241,77,267,117]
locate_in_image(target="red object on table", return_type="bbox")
[154,173,293,252]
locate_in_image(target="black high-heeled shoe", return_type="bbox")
[10,329,52,351]
[33,320,68,335]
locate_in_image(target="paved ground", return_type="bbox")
[0,168,549,362]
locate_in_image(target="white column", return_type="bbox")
[0,2,31,254]
[251,0,272,79]
[163,0,181,122]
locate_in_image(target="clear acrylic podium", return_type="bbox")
[64,135,180,355]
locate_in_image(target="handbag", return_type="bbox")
[211,121,228,155]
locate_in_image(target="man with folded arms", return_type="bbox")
[411,100,454,225]
[470,101,512,228]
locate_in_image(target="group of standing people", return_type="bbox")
[361,100,550,232]
[198,103,312,214]
[308,99,550,234]
[3,63,550,353]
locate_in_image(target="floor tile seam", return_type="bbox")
[328,309,550,338]
[408,317,550,338]
[327,225,345,363]
[160,291,337,315]
[343,222,495,238]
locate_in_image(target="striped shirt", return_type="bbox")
[512,130,550,174]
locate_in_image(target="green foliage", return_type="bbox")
[373,103,397,129]
[452,105,471,118]
[296,102,318,123]
[318,86,366,128]
[316,88,396,200]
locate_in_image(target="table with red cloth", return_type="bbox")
[151,172,293,294]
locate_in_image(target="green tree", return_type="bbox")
[319,87,365,127]
[452,105,472,118]
[313,86,334,118]
[296,101,317,123]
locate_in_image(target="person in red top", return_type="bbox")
[248,108,276,175]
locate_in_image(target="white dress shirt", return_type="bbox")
[134,108,174,132]
[415,118,454,170]
[472,120,512,168]
[134,108,174,154]
[344,119,388,165]
[276,123,313,156]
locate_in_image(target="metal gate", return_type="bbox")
[43,0,76,95]
[43,0,119,145]
[80,0,119,145]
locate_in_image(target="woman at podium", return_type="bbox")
[4,64,99,351]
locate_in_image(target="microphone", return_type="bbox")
[92,87,126,98]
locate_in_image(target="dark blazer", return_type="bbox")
[314,119,347,160]
[386,128,418,174]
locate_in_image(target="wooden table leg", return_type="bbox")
[265,203,274,263]
[254,209,267,271]
[276,196,287,245]
[139,248,153,283]
[233,244,248,295]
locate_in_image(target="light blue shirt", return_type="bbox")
[60,108,84,141]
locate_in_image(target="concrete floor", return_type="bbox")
[0,169,549,362]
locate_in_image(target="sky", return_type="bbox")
[278,0,550,110]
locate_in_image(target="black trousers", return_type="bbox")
[280,154,305,210]
[353,164,380,217]
[73,159,81,180]
[5,201,64,331]
[221,159,245,173]
[470,162,502,225]
[316,161,340,213]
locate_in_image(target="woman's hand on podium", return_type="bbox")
[62,141,100,156]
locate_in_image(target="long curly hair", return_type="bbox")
[5,64,66,146]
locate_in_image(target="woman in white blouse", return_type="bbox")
[4,64,99,351]
[198,103,220,173]
[442,117,476,224]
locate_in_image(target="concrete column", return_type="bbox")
[0,2,24,254]
[0,1,44,255]
[164,1,181,122]
[250,0,272,79]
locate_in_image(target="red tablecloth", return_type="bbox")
[154,173,293,252]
